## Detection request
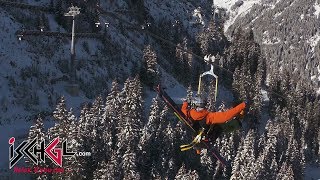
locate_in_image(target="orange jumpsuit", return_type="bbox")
[181,102,246,124]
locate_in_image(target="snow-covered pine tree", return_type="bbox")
[174,163,200,180]
[252,119,280,180]
[117,77,143,152]
[141,45,159,87]
[157,105,169,139]
[104,152,121,179]
[276,161,295,180]
[76,104,93,179]
[50,110,77,180]
[196,19,225,55]
[232,67,241,98]
[150,163,162,179]
[139,97,160,149]
[176,37,193,67]
[231,129,257,179]
[115,77,143,178]
[251,73,263,125]
[27,115,45,144]
[318,127,320,163]
[74,96,106,179]
[62,109,79,179]
[207,79,217,111]
[104,80,122,152]
[240,61,254,101]
[92,161,108,180]
[137,97,161,179]
[302,100,320,162]
[26,116,47,179]
[122,148,141,180]
[285,136,305,180]
[200,149,215,178]
[186,85,193,102]
[48,97,79,179]
[49,96,69,139]
[90,96,106,163]
[161,123,178,179]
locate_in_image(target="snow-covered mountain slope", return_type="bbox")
[0,0,214,123]
[0,5,98,123]
[226,0,320,94]
[215,0,261,32]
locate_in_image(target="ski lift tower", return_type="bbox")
[64,6,80,96]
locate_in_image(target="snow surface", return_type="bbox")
[307,33,320,53]
[215,0,261,32]
[192,7,205,27]
[305,165,320,179]
[261,89,269,102]
[314,2,320,18]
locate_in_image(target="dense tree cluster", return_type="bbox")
[230,0,320,93]
[27,67,319,180]
[20,1,319,179]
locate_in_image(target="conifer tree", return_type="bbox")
[26,116,47,179]
[50,96,69,139]
[48,97,79,179]
[122,149,141,180]
[90,96,106,163]
[186,85,193,102]
[175,164,200,180]
[105,152,121,179]
[276,161,295,180]
[318,130,320,163]
[115,77,143,178]
[285,136,305,180]
[138,97,161,178]
[117,77,143,152]
[92,161,108,180]
[141,45,159,86]
[104,80,122,151]
[200,149,214,177]
[77,104,94,179]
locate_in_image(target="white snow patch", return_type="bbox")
[263,37,281,45]
[311,75,317,81]
[261,89,269,102]
[307,33,320,53]
[192,7,205,27]
[305,165,320,179]
[314,2,320,18]
[215,0,261,32]
[266,74,271,86]
[301,14,305,19]
[274,12,282,18]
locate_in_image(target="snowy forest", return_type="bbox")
[26,28,320,180]
[1,0,320,179]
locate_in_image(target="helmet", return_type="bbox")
[192,97,206,108]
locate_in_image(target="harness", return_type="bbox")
[180,107,222,152]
